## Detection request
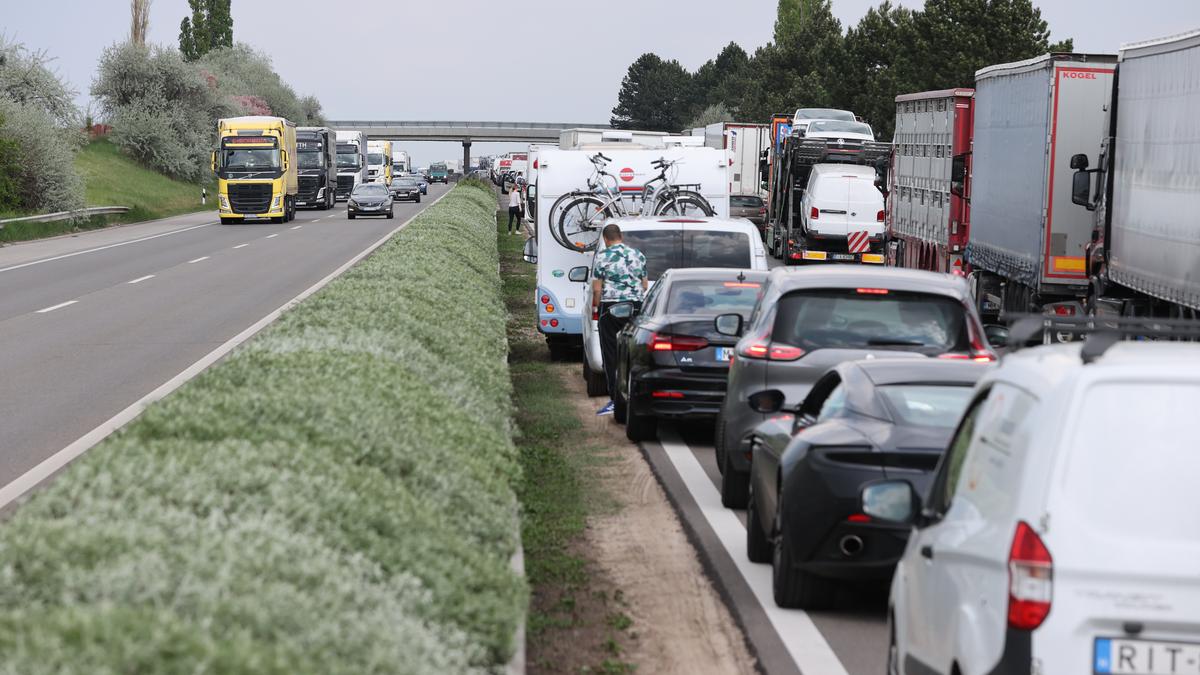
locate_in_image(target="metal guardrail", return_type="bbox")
[0,206,130,230]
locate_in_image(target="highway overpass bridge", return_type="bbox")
[325,120,612,170]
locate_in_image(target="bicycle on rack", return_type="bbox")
[548,153,714,251]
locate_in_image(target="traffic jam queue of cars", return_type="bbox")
[520,30,1200,675]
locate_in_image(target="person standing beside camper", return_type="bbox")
[591,223,648,415]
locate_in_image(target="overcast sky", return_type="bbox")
[7,0,1200,165]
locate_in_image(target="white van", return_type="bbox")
[874,337,1200,675]
[576,216,769,394]
[522,144,730,361]
[799,163,886,258]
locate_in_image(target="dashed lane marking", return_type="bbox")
[127,275,155,284]
[36,300,78,314]
[187,256,209,264]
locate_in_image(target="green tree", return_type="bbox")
[179,0,233,61]
[684,103,733,130]
[610,53,696,132]
[775,0,824,45]
[839,1,919,138]
[740,0,845,121]
[693,42,751,112]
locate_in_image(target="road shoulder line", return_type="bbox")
[0,189,451,512]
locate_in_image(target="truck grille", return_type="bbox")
[336,175,355,197]
[298,175,321,201]
[228,183,273,214]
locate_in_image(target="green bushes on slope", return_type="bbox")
[0,183,524,674]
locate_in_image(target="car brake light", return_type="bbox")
[723,282,761,288]
[1052,304,1075,316]
[736,342,804,361]
[592,307,599,321]
[810,207,819,220]
[856,288,889,295]
[965,317,998,362]
[877,210,885,222]
[846,513,871,523]
[549,319,558,328]
[1007,521,1053,630]
[651,333,709,352]
[651,390,684,399]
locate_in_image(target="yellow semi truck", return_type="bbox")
[367,139,393,185]
[213,116,299,224]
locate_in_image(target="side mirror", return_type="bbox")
[1069,153,1089,170]
[714,313,744,337]
[860,480,919,524]
[281,149,289,171]
[568,266,589,282]
[748,389,785,414]
[210,151,217,174]
[950,154,967,198]
[1071,170,1094,210]
[607,301,637,320]
[522,238,537,264]
[984,324,1009,350]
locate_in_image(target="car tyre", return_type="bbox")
[625,396,656,442]
[584,359,607,397]
[772,494,835,610]
[720,444,749,508]
[714,418,727,475]
[387,207,394,219]
[887,613,901,675]
[348,213,356,220]
[219,217,234,225]
[746,480,772,563]
[416,194,421,203]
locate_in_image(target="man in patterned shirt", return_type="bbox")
[592,223,648,415]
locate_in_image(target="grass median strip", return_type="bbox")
[0,180,525,673]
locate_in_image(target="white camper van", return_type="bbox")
[522,139,730,360]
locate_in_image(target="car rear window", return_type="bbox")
[878,385,974,428]
[619,230,752,279]
[772,289,968,353]
[666,280,762,316]
[731,196,763,208]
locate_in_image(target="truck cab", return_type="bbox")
[296,127,336,210]
[213,115,299,224]
[367,140,393,185]
[334,130,368,200]
[429,162,449,183]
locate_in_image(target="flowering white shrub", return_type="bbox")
[0,184,524,673]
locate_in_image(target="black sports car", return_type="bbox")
[743,358,989,609]
[613,268,769,442]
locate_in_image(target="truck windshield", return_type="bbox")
[221,148,280,171]
[368,153,385,166]
[298,151,323,170]
[336,145,360,169]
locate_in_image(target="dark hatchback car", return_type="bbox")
[744,359,989,609]
[730,194,767,228]
[612,268,769,442]
[714,266,997,509]
[390,176,422,202]
[347,183,394,219]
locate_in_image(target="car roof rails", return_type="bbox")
[1008,315,1200,364]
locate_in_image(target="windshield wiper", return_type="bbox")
[866,338,927,347]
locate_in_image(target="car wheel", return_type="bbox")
[625,386,656,441]
[887,614,901,675]
[387,207,394,219]
[348,213,356,220]
[720,442,749,508]
[584,358,607,397]
[746,479,772,563]
[714,418,727,475]
[416,194,421,202]
[772,493,835,610]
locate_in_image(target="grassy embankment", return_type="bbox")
[0,181,526,673]
[500,208,637,674]
[0,138,212,243]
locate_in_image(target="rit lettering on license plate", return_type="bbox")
[1095,638,1200,674]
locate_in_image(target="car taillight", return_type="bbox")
[758,207,767,215]
[736,342,804,361]
[810,207,819,220]
[592,307,599,321]
[651,333,709,352]
[965,317,998,362]
[1007,521,1053,630]
[877,210,885,222]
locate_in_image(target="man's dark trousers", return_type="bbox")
[599,301,640,398]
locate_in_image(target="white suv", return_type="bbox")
[866,336,1200,675]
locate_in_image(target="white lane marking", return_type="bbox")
[0,188,452,511]
[658,428,851,675]
[324,214,338,220]
[127,275,155,284]
[0,222,215,274]
[233,243,249,249]
[36,300,78,314]
[187,256,209,264]
[290,225,302,230]
[266,234,279,239]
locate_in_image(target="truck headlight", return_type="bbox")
[272,196,282,209]
[218,195,229,209]
[316,187,325,199]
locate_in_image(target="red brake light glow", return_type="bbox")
[651,333,709,352]
[846,514,871,523]
[810,207,819,220]
[723,282,761,288]
[541,294,550,304]
[651,390,685,399]
[856,288,890,295]
[1007,521,1053,631]
[877,210,886,222]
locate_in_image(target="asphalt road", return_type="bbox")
[640,397,888,674]
[0,184,449,492]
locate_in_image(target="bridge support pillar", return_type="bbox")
[462,140,471,178]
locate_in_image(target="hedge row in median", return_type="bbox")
[0,182,525,674]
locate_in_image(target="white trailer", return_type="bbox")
[967,53,1116,319]
[522,143,730,358]
[688,122,770,196]
[391,149,411,174]
[334,130,368,200]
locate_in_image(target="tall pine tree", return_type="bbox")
[179,0,233,61]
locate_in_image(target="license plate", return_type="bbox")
[830,253,857,261]
[715,347,733,362]
[1095,638,1200,674]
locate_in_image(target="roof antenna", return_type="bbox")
[737,270,746,282]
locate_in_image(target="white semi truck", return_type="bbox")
[334,130,368,200]
[367,140,392,184]
[391,149,411,175]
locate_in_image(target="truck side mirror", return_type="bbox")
[281,149,289,171]
[1071,170,1095,210]
[1069,153,1089,170]
[950,154,967,198]
[210,151,217,174]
